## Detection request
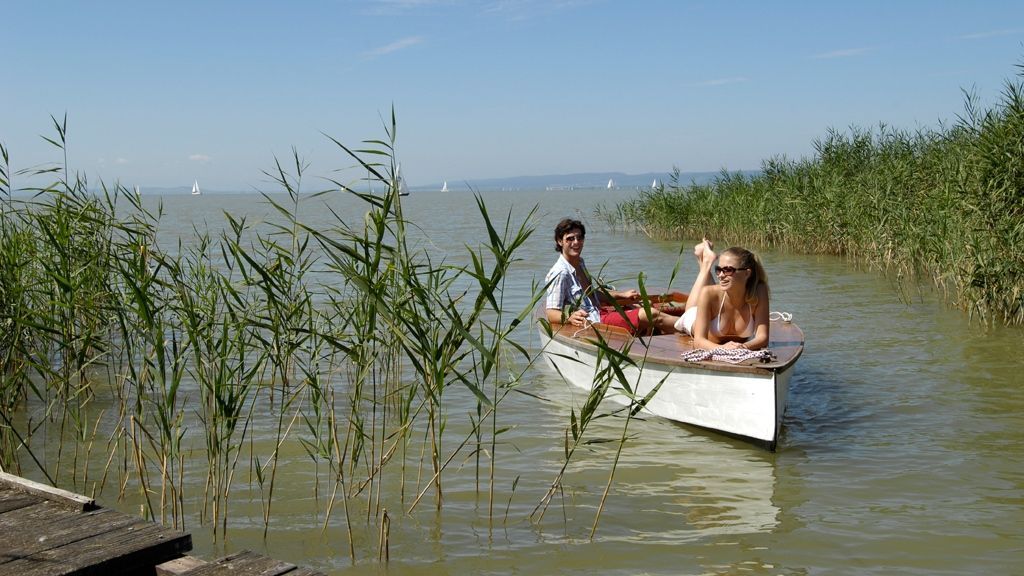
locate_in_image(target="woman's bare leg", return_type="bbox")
[684,239,716,312]
[653,308,682,333]
[637,307,681,335]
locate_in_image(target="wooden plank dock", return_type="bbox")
[161,550,326,576]
[0,472,326,576]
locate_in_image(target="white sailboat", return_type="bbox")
[441,181,449,193]
[191,180,201,196]
[397,164,410,196]
[606,178,615,189]
[651,179,659,189]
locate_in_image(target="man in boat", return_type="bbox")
[544,218,682,335]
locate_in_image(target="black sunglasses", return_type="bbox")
[715,266,749,275]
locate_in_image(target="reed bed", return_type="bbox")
[601,64,1024,325]
[1,113,653,563]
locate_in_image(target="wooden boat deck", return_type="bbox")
[546,318,804,376]
[0,472,325,576]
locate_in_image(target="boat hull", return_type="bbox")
[539,329,795,450]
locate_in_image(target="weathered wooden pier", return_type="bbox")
[0,472,325,575]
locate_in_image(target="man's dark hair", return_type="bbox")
[554,218,585,252]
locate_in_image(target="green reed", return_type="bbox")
[107,189,188,525]
[0,142,36,475]
[0,117,123,487]
[530,272,673,538]
[313,116,542,526]
[0,111,664,563]
[601,63,1024,325]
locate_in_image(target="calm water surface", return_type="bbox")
[36,189,1024,574]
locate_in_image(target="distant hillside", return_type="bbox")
[410,170,760,192]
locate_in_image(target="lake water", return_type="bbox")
[20,188,1024,574]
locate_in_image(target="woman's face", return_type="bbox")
[715,253,749,289]
[559,229,585,258]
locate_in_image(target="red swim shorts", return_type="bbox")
[599,306,643,333]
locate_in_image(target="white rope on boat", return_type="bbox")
[572,320,595,339]
[769,311,793,322]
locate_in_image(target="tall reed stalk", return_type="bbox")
[0,110,664,563]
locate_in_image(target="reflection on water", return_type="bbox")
[606,441,780,543]
[530,370,780,543]
[16,188,1021,575]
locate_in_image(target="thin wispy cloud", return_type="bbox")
[115,157,128,165]
[189,154,211,163]
[957,29,1021,40]
[688,77,748,88]
[811,47,871,60]
[365,36,424,57]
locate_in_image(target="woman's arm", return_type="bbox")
[742,285,771,350]
[689,289,721,350]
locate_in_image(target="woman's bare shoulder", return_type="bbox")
[698,284,723,307]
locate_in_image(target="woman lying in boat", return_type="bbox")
[674,240,770,350]
[544,218,682,335]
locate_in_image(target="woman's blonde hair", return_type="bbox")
[722,246,769,303]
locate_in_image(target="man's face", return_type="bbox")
[559,229,585,258]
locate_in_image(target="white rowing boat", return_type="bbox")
[537,295,804,450]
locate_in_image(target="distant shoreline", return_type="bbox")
[77,169,761,195]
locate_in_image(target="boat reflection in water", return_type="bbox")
[583,428,778,543]
[660,436,779,539]
[531,371,779,543]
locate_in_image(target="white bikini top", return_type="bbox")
[710,298,754,340]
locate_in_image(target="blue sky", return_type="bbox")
[4,0,1023,191]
